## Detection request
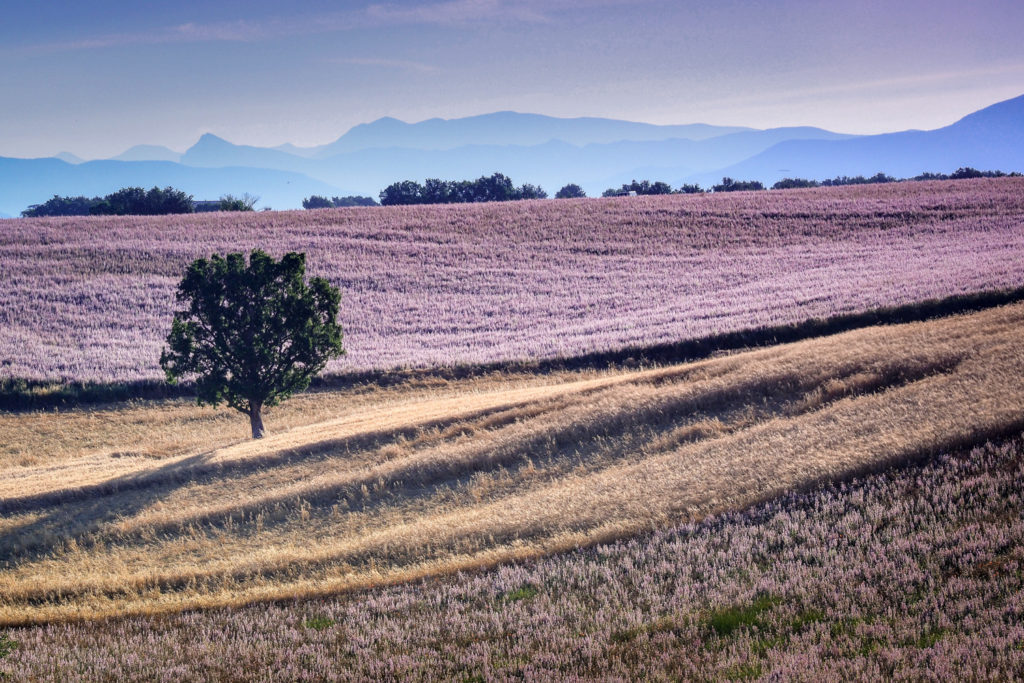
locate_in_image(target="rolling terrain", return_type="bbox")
[5,436,1021,679]
[3,178,1024,386]
[2,302,1023,626]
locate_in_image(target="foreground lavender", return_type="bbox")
[4,438,1022,680]
[3,179,1024,384]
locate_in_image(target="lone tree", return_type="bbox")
[160,250,345,438]
[555,183,586,199]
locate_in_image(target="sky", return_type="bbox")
[3,0,1023,159]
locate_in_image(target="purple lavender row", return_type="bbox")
[2,179,1023,384]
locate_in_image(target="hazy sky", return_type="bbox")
[4,0,1023,158]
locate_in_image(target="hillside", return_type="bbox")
[692,93,1024,186]
[3,302,1024,625]
[6,436,1021,679]
[2,179,1024,387]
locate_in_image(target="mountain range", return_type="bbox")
[2,95,1022,217]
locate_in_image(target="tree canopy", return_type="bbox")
[160,250,345,439]
[303,195,379,209]
[22,186,195,217]
[712,177,765,192]
[602,180,674,197]
[219,193,259,211]
[378,173,547,206]
[555,183,587,199]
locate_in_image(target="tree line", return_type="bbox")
[21,187,258,217]
[23,167,1022,218]
[302,195,379,209]
[771,168,1021,189]
[378,173,548,206]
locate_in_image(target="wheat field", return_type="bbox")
[2,303,1024,625]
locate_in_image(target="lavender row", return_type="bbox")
[2,179,1024,384]
[5,437,1022,680]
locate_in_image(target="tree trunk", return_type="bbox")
[249,403,265,439]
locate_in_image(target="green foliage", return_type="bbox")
[302,195,334,209]
[676,183,704,194]
[790,608,825,632]
[379,173,546,205]
[772,178,820,190]
[331,195,378,207]
[712,177,765,192]
[91,186,195,215]
[603,179,674,197]
[23,186,194,217]
[304,195,379,209]
[951,166,986,180]
[555,183,587,199]
[722,662,764,681]
[914,627,949,648]
[0,633,15,659]
[21,194,98,217]
[515,183,548,200]
[820,173,896,187]
[160,249,345,438]
[379,179,424,205]
[500,585,539,603]
[302,616,336,630]
[704,594,780,636]
[220,193,258,211]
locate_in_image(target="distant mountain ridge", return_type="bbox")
[2,95,1022,217]
[112,145,182,163]
[684,94,1024,187]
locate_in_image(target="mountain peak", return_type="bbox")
[195,133,231,146]
[950,93,1024,132]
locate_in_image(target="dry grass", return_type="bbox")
[2,304,1023,625]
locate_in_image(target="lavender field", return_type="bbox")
[3,436,1021,681]
[3,178,1024,384]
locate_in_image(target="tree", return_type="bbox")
[160,250,345,439]
[601,179,674,197]
[676,183,704,194]
[712,177,765,192]
[89,186,194,215]
[472,173,516,202]
[302,195,334,209]
[555,183,586,199]
[771,178,819,190]
[330,195,378,207]
[22,194,99,217]
[514,183,548,200]
[220,193,259,211]
[379,180,424,205]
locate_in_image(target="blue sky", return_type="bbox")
[3,0,1024,158]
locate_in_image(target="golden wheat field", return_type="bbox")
[2,303,1024,626]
